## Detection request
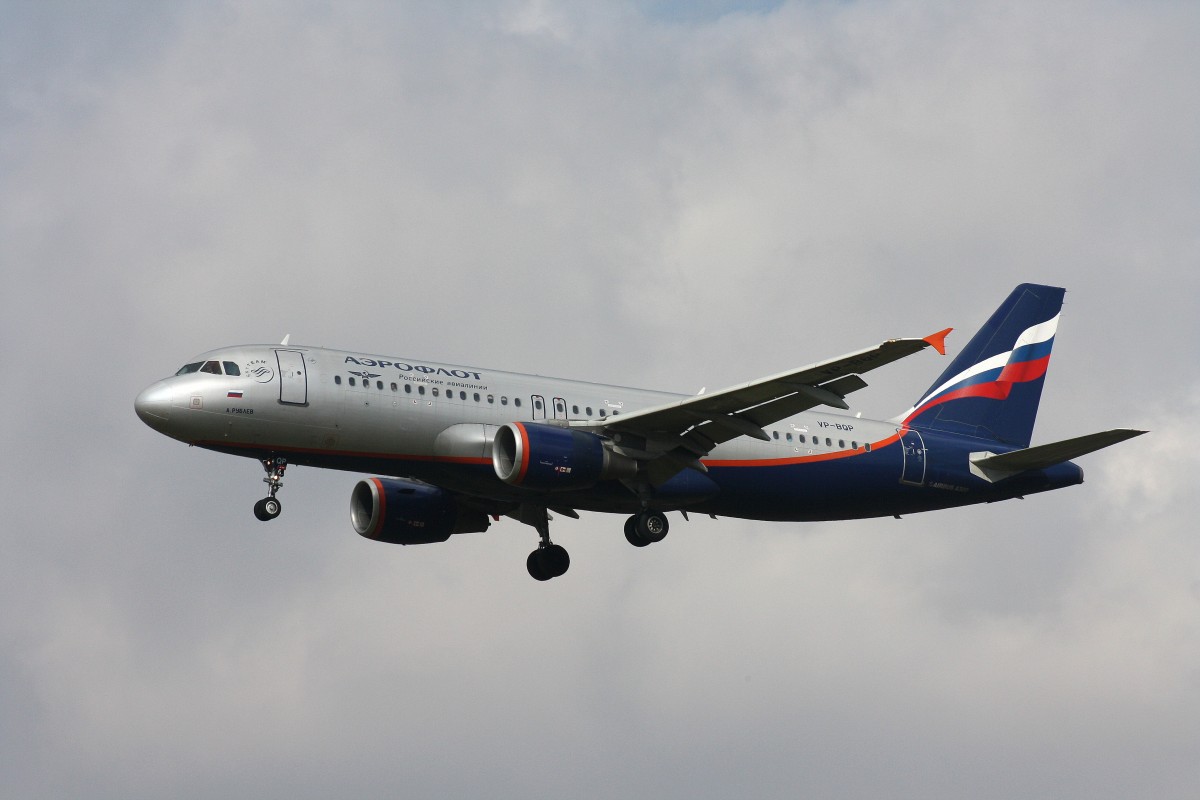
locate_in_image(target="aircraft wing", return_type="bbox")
[579,329,952,484]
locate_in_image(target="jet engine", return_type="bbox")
[351,477,490,545]
[492,422,637,490]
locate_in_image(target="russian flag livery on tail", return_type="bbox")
[135,283,1147,581]
[900,284,1064,448]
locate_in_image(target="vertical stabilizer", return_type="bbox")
[896,284,1065,447]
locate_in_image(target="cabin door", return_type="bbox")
[276,350,308,405]
[899,429,926,486]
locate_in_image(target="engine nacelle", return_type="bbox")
[350,477,490,545]
[492,422,637,490]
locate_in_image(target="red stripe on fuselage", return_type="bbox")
[200,431,904,474]
[703,432,901,468]
[194,440,494,465]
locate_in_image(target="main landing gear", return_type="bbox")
[624,510,669,547]
[253,456,287,521]
[521,507,671,581]
[524,508,570,582]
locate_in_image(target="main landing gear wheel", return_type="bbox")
[624,516,650,547]
[625,510,669,546]
[254,497,282,521]
[518,505,570,581]
[254,456,288,522]
[527,544,570,581]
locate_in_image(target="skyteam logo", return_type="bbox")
[901,314,1059,424]
[245,359,274,383]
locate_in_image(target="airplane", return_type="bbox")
[134,283,1145,580]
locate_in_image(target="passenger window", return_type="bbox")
[586,407,593,416]
[515,398,522,408]
[488,395,494,404]
[799,434,806,443]
[175,362,203,375]
[223,361,241,376]
[865,443,872,452]
[786,433,793,442]
[572,405,579,415]
[852,441,858,450]
[349,377,356,387]
[390,382,397,391]
[377,381,383,390]
[432,388,439,397]
[418,385,426,395]
[334,375,342,385]
[404,384,412,394]
[826,438,832,447]
[772,431,779,440]
[599,409,606,418]
[200,360,222,374]
[461,391,467,400]
[473,393,480,402]
[501,396,508,406]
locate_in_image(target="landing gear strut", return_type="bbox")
[624,510,669,547]
[521,506,570,581]
[253,456,287,521]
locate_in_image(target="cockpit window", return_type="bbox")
[176,359,240,377]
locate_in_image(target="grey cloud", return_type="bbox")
[3,2,1198,798]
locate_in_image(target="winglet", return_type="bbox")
[281,334,291,346]
[923,327,953,356]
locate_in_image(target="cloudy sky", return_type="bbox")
[3,1,1199,797]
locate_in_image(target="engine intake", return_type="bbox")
[351,477,490,545]
[493,422,637,490]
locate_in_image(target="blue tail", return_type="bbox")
[899,284,1065,447]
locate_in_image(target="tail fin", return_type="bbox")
[896,284,1065,447]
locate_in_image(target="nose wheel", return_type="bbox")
[254,457,287,521]
[254,496,282,521]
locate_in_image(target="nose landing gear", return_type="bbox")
[253,456,287,521]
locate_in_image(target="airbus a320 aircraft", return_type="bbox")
[135,284,1143,580]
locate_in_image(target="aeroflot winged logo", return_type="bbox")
[902,314,1059,424]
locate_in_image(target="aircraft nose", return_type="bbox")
[134,382,173,429]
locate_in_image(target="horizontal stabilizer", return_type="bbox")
[970,428,1147,482]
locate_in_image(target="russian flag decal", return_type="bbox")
[227,390,244,399]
